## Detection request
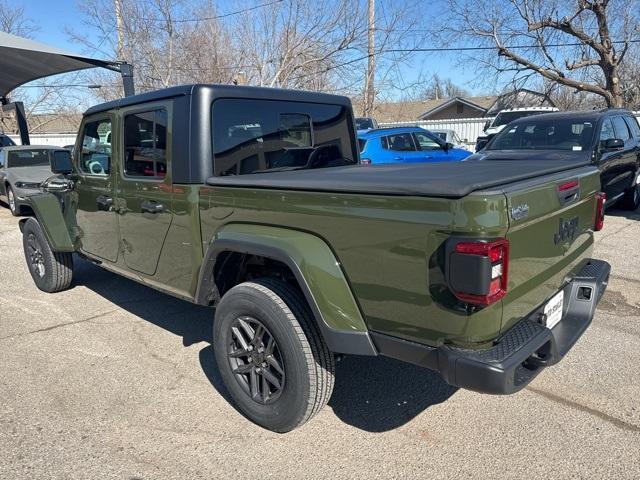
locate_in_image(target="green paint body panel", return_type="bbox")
[28,192,76,252]
[198,187,510,347]
[210,223,368,333]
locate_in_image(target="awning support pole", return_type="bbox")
[1,101,29,145]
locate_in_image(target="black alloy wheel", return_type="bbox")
[227,316,286,404]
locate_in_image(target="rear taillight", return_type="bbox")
[594,192,606,231]
[360,158,371,165]
[448,239,509,306]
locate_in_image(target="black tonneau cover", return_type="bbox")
[205,159,593,198]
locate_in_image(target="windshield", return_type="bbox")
[487,118,595,151]
[356,118,374,130]
[1,135,15,147]
[492,111,549,128]
[212,99,356,175]
[7,149,50,167]
[432,132,447,141]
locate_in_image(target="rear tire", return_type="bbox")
[620,183,640,211]
[213,278,335,432]
[22,218,73,293]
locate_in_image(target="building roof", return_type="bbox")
[371,96,498,122]
[417,96,498,120]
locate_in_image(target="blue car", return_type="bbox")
[358,127,472,164]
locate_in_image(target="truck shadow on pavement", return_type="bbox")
[606,207,640,221]
[73,257,457,433]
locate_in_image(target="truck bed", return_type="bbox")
[205,159,592,198]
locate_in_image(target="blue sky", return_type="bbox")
[19,0,483,99]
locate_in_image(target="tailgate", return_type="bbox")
[501,166,601,334]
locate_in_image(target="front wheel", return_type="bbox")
[213,278,335,432]
[7,186,21,216]
[620,183,640,211]
[22,218,73,293]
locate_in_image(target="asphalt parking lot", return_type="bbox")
[1,205,639,479]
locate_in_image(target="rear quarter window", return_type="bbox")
[211,99,356,176]
[612,116,631,143]
[624,116,640,139]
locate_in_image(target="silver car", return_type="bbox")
[426,128,472,151]
[0,146,72,216]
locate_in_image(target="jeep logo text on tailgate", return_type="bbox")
[554,216,579,244]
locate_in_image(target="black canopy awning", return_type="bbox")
[0,30,133,101]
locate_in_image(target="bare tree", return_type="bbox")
[421,74,469,100]
[232,0,366,91]
[444,0,640,107]
[0,0,38,37]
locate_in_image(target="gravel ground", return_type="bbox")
[0,205,639,479]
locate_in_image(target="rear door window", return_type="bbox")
[123,109,168,178]
[382,133,415,151]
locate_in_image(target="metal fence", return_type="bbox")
[379,117,491,149]
[8,133,77,146]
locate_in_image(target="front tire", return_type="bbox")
[620,183,640,211]
[22,218,73,293]
[7,186,21,216]
[213,278,335,433]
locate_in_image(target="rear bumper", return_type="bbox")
[371,258,611,394]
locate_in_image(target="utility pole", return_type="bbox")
[363,0,375,116]
[115,0,124,60]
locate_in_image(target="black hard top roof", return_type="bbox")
[84,84,353,116]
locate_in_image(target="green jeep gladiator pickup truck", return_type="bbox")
[20,85,610,432]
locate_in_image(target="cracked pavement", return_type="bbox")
[0,205,639,479]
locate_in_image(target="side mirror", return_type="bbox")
[602,138,624,151]
[51,150,73,174]
[483,120,491,132]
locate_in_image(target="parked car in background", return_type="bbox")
[358,127,473,164]
[475,107,559,151]
[0,133,16,149]
[0,146,72,216]
[427,128,472,151]
[355,117,379,132]
[470,109,640,210]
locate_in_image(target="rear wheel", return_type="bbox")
[620,183,640,211]
[213,278,335,432]
[22,218,73,293]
